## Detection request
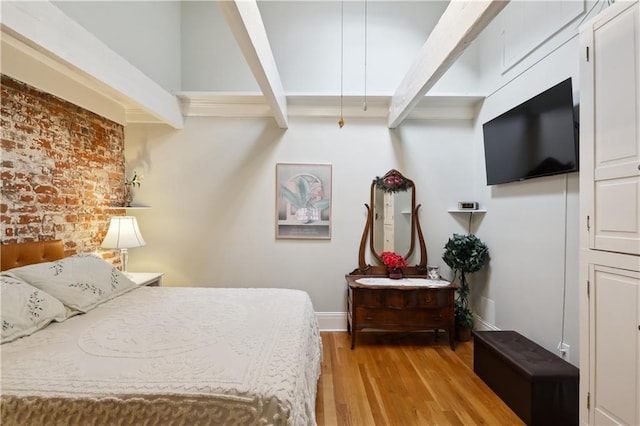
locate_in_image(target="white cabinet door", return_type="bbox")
[590,264,640,425]
[581,1,640,256]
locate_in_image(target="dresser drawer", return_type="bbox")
[355,288,450,308]
[355,307,450,327]
[414,290,450,307]
[356,289,386,307]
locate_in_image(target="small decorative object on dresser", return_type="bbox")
[427,265,440,280]
[381,251,407,279]
[387,267,403,280]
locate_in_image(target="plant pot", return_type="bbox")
[388,267,403,280]
[295,207,319,224]
[455,326,472,342]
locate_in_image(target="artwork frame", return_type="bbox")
[276,163,332,240]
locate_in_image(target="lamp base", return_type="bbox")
[119,248,129,273]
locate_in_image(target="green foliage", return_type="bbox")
[442,233,489,330]
[455,301,474,329]
[279,176,310,209]
[442,234,489,273]
[279,177,329,210]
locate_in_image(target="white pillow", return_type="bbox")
[8,254,137,313]
[1,273,68,344]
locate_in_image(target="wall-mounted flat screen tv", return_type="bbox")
[482,78,578,186]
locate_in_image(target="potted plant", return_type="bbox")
[123,171,142,207]
[380,251,408,279]
[442,233,489,341]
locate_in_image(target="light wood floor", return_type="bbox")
[315,331,524,426]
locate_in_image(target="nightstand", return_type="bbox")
[127,272,164,287]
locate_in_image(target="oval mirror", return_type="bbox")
[370,170,416,263]
[372,184,413,258]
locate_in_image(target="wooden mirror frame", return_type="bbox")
[353,169,427,275]
[370,169,416,262]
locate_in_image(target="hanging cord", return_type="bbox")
[560,174,569,347]
[468,212,473,234]
[363,0,368,112]
[338,0,345,128]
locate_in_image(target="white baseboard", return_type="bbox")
[473,313,500,331]
[316,312,347,331]
[315,312,499,333]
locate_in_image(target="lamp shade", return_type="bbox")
[101,216,146,249]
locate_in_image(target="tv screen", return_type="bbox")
[482,78,578,185]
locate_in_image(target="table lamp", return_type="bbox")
[101,216,146,273]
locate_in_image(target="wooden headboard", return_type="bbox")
[0,240,65,271]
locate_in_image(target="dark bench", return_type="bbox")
[473,330,579,426]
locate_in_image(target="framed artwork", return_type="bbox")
[276,163,332,239]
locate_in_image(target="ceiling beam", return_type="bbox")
[217,0,288,129]
[388,0,508,128]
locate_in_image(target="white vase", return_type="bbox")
[296,207,319,223]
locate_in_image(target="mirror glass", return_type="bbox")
[372,186,413,257]
[370,170,415,261]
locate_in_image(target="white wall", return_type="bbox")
[257,1,449,94]
[50,0,484,95]
[180,1,259,92]
[53,0,479,94]
[179,0,479,94]
[465,0,607,366]
[124,116,475,313]
[52,1,182,93]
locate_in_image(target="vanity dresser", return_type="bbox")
[347,170,456,350]
[346,276,456,350]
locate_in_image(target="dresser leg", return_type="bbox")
[351,331,356,349]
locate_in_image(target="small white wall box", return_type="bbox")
[458,201,479,210]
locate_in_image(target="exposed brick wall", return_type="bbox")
[1,75,125,258]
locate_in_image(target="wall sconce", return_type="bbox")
[101,216,146,273]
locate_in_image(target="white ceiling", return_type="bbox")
[0,0,506,129]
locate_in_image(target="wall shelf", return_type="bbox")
[448,209,486,234]
[447,209,486,214]
[107,206,151,210]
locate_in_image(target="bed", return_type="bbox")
[0,240,322,425]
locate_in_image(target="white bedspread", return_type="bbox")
[1,287,322,426]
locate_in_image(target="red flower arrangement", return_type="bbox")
[380,251,408,269]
